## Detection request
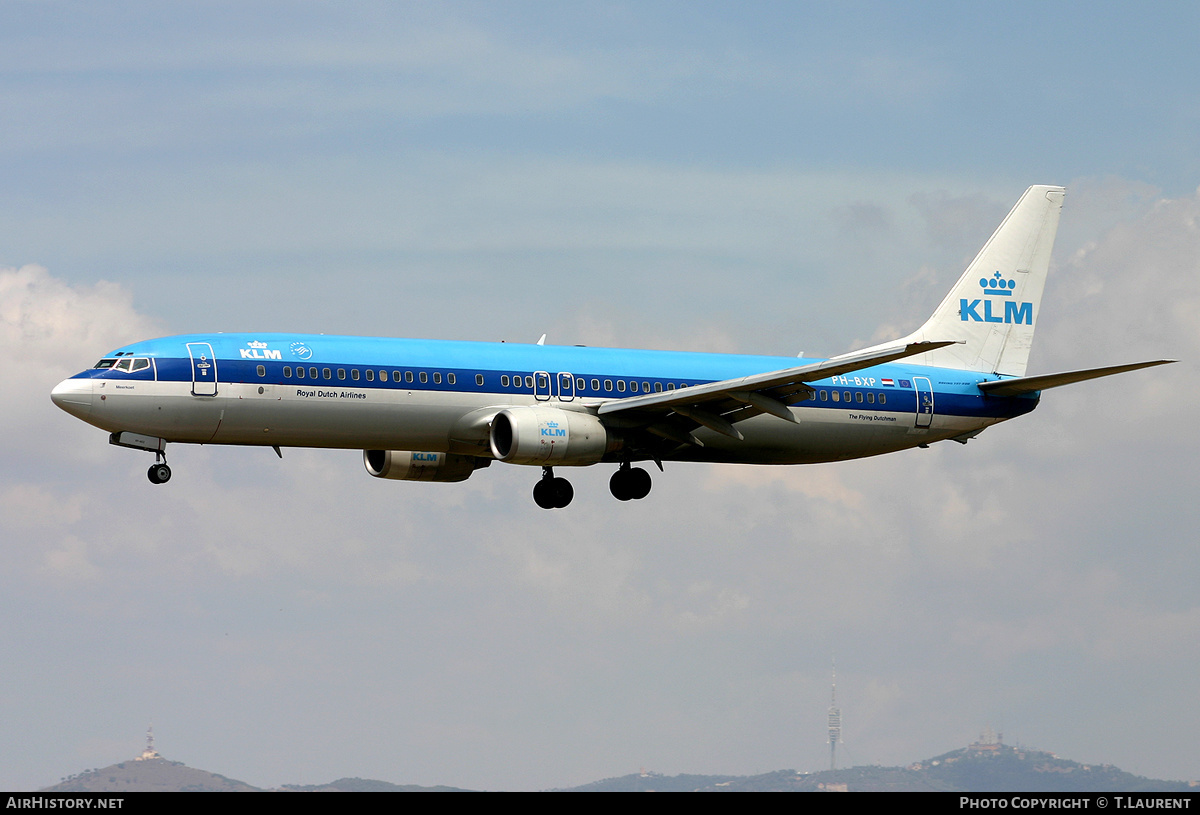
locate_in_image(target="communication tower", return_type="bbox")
[137,725,160,761]
[827,660,841,771]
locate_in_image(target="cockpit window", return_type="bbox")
[98,357,150,372]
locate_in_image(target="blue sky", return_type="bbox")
[2,2,1198,790]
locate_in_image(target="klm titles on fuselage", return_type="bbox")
[240,340,284,360]
[240,347,283,360]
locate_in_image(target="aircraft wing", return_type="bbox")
[977,359,1176,397]
[596,340,956,443]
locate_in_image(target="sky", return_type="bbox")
[2,1,1198,791]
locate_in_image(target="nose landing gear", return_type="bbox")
[533,467,574,509]
[147,451,171,484]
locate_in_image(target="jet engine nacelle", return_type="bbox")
[489,406,620,465]
[363,449,488,482]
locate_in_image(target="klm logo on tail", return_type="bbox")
[961,272,1033,325]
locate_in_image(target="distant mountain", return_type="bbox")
[561,772,745,792]
[280,777,470,792]
[554,745,1195,792]
[43,758,258,793]
[907,744,1193,793]
[41,741,1196,792]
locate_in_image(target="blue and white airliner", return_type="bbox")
[51,186,1172,508]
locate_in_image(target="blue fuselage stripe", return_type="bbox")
[76,333,1039,421]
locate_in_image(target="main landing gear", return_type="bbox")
[531,463,654,508]
[533,467,574,509]
[609,463,652,501]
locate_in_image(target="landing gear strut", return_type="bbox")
[609,463,651,501]
[147,452,171,484]
[532,467,573,509]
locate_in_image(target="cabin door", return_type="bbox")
[913,376,934,428]
[187,342,219,397]
[534,371,552,401]
[556,372,575,402]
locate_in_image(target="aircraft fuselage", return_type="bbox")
[52,332,1036,466]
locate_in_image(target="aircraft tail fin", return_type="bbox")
[892,185,1066,377]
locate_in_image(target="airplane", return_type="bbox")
[51,185,1173,508]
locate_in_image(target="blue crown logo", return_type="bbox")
[979,271,1016,296]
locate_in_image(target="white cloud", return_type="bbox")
[0,265,161,464]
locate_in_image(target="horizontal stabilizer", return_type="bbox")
[977,360,1176,397]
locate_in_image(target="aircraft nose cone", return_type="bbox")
[51,377,93,419]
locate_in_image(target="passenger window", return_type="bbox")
[867,392,874,403]
[843,391,850,402]
[284,366,293,378]
[604,379,613,391]
[617,380,626,392]
[654,382,663,393]
[501,375,510,387]
[365,369,374,382]
[419,372,428,383]
[295,367,304,379]
[537,374,548,389]
[351,369,360,381]
[323,368,331,380]
[642,381,650,392]
[309,367,318,379]
[820,390,827,401]
[337,369,346,380]
[405,371,414,383]
[667,383,675,391]
[880,394,886,405]
[855,392,863,403]
[524,375,533,388]
[590,379,599,391]
[433,372,442,384]
[832,391,840,402]
[257,365,266,377]
[476,374,484,386]
[447,373,455,384]
[379,371,386,382]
